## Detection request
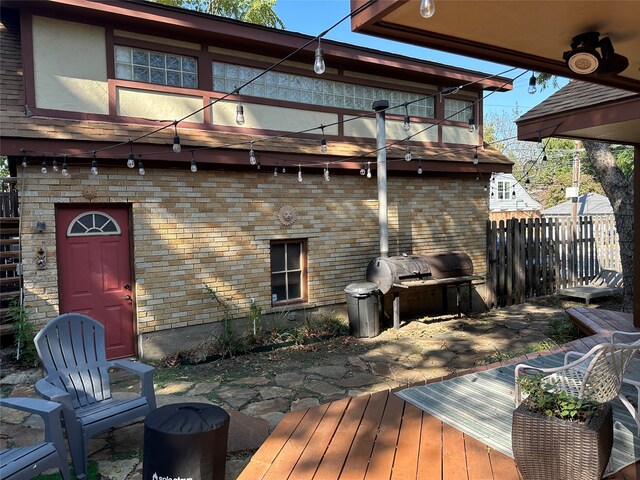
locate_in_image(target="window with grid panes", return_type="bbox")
[497,180,511,200]
[271,240,306,305]
[444,98,474,123]
[114,46,197,88]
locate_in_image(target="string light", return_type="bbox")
[473,147,479,165]
[403,104,411,131]
[90,152,98,175]
[404,146,412,161]
[236,102,245,125]
[173,123,181,153]
[366,161,372,179]
[249,141,257,165]
[40,158,47,174]
[190,152,197,173]
[61,156,69,176]
[298,164,303,182]
[127,144,135,168]
[314,37,326,75]
[417,159,423,175]
[419,0,435,18]
[360,163,366,176]
[273,166,278,177]
[21,155,27,168]
[476,173,480,181]
[320,125,327,153]
[468,116,476,133]
[324,163,330,181]
[528,73,537,95]
[281,166,286,174]
[52,158,59,172]
[256,159,261,170]
[138,160,145,176]
[484,184,488,192]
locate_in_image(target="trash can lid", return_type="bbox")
[344,282,379,296]
[145,402,229,434]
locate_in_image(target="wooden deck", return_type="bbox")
[238,334,639,480]
[566,306,637,337]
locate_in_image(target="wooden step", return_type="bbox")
[0,218,19,226]
[0,239,20,246]
[0,290,20,301]
[0,263,20,272]
[0,277,21,287]
[0,251,20,259]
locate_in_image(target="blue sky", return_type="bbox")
[274,0,568,119]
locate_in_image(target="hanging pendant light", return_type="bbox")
[419,0,435,18]
[314,38,326,75]
[173,123,181,153]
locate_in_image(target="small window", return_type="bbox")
[497,181,511,200]
[444,98,474,123]
[67,211,121,237]
[115,46,198,88]
[271,240,306,305]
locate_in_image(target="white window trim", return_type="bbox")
[67,211,122,237]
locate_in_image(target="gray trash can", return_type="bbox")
[143,402,230,480]
[344,282,380,338]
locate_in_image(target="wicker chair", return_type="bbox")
[514,332,640,423]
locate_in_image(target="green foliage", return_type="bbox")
[216,317,249,358]
[517,374,600,422]
[34,460,100,479]
[8,299,39,366]
[611,145,634,176]
[1,156,9,177]
[545,315,582,344]
[149,0,284,29]
[248,299,263,336]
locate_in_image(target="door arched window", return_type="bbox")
[67,211,122,236]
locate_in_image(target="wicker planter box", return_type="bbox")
[512,402,613,480]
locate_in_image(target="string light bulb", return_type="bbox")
[417,159,423,175]
[476,173,480,181]
[366,161,372,179]
[256,159,261,170]
[403,104,411,131]
[190,152,197,173]
[281,166,286,174]
[468,117,476,133]
[473,148,479,165]
[21,156,27,168]
[127,144,135,168]
[419,0,435,18]
[236,102,245,125]
[404,146,412,162]
[273,167,278,177]
[138,161,145,176]
[52,159,59,172]
[61,156,69,177]
[41,159,47,174]
[542,149,548,166]
[360,163,366,176]
[90,153,98,175]
[512,188,516,198]
[298,164,303,182]
[528,73,537,95]
[324,163,330,181]
[484,184,488,192]
[173,123,181,153]
[249,142,257,166]
[320,126,327,153]
[314,38,325,75]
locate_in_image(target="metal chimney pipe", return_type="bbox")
[373,100,389,258]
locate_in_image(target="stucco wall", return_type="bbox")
[18,167,489,357]
[117,88,204,122]
[32,16,108,114]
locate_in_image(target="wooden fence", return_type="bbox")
[486,215,621,308]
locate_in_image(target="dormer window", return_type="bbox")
[115,46,197,88]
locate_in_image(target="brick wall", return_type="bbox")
[18,166,489,338]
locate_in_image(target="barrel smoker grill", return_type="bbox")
[366,252,482,328]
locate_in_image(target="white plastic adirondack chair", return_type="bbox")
[0,398,70,480]
[514,332,640,430]
[34,313,157,480]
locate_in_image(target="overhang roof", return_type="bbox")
[516,80,640,145]
[351,0,640,93]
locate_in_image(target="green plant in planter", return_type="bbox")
[8,299,40,366]
[517,374,600,422]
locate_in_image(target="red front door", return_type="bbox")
[56,205,135,359]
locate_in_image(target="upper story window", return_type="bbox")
[271,239,307,305]
[497,180,512,200]
[115,46,198,88]
[445,98,474,123]
[213,62,434,118]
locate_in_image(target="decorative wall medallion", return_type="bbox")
[278,205,297,226]
[81,186,98,200]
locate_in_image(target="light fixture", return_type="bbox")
[52,159,59,172]
[473,148,479,165]
[61,156,69,177]
[190,152,197,173]
[542,153,548,166]
[90,158,98,176]
[525,175,531,185]
[138,161,145,176]
[512,188,516,198]
[419,0,435,18]
[484,184,488,192]
[256,159,260,170]
[36,221,46,233]
[360,163,366,176]
[236,102,245,125]
[314,38,326,75]
[468,117,476,133]
[173,123,181,153]
[417,159,423,175]
[298,164,303,182]
[528,73,537,94]
[21,156,27,168]
[273,167,278,177]
[403,104,411,131]
[476,173,480,181]
[366,161,372,179]
[127,144,135,168]
[324,163,330,181]
[249,142,257,166]
[281,166,286,174]
[41,159,47,174]
[563,31,629,76]
[320,126,327,153]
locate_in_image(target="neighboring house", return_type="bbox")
[488,173,541,222]
[542,193,614,217]
[0,0,513,359]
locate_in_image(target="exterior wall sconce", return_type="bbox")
[36,221,46,233]
[36,247,46,269]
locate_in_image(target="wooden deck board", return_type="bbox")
[390,402,422,480]
[464,434,494,480]
[441,422,468,480]
[567,307,637,337]
[366,392,404,479]
[417,409,442,479]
